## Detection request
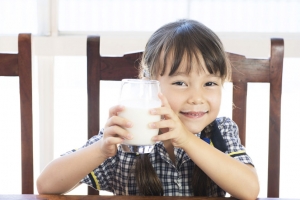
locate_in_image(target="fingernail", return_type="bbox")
[152,136,158,142]
[126,121,132,127]
[150,109,156,114]
[149,123,156,128]
[127,134,133,140]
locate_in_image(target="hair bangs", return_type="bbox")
[159,35,204,77]
[141,19,231,82]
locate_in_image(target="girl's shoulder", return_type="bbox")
[215,116,238,133]
[215,116,235,124]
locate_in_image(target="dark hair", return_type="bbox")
[140,19,231,82]
[135,19,231,196]
[134,154,164,196]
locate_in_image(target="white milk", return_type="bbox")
[118,100,161,145]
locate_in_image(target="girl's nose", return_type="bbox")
[187,89,204,105]
[187,97,203,105]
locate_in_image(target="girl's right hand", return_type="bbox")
[98,105,133,158]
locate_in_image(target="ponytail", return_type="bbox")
[192,165,210,196]
[192,126,213,196]
[133,152,210,196]
[192,120,227,196]
[134,154,164,196]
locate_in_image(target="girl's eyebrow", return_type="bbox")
[207,74,221,78]
[170,72,221,78]
[170,71,189,77]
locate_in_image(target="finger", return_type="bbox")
[104,125,133,140]
[157,93,175,119]
[108,105,125,118]
[105,115,133,129]
[158,92,171,108]
[150,106,176,120]
[103,136,124,145]
[152,130,173,142]
[149,119,175,130]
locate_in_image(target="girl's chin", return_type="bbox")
[181,115,216,133]
[187,122,212,134]
[187,126,207,134]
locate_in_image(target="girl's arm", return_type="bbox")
[36,105,133,194]
[36,140,106,194]
[183,136,259,199]
[151,93,259,199]
[158,132,259,199]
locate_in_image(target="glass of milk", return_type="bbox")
[118,79,161,154]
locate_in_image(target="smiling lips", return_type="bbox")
[180,111,207,118]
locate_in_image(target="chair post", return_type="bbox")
[232,82,248,146]
[87,36,101,140]
[87,36,100,195]
[267,38,284,197]
[18,33,34,194]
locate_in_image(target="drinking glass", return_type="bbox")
[118,79,161,154]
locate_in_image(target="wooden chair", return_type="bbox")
[0,33,34,194]
[229,39,284,197]
[87,36,284,197]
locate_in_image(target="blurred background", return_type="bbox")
[0,0,300,197]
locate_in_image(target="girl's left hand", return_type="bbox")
[150,93,194,148]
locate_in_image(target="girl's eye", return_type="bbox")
[205,82,217,86]
[172,81,187,86]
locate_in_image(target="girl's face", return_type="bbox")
[156,53,222,134]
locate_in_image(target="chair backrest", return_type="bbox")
[229,39,284,197]
[0,33,34,194]
[86,36,284,197]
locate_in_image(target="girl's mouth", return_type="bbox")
[180,111,207,118]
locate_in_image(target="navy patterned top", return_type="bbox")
[62,117,254,196]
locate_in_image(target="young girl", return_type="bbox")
[37,19,259,199]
